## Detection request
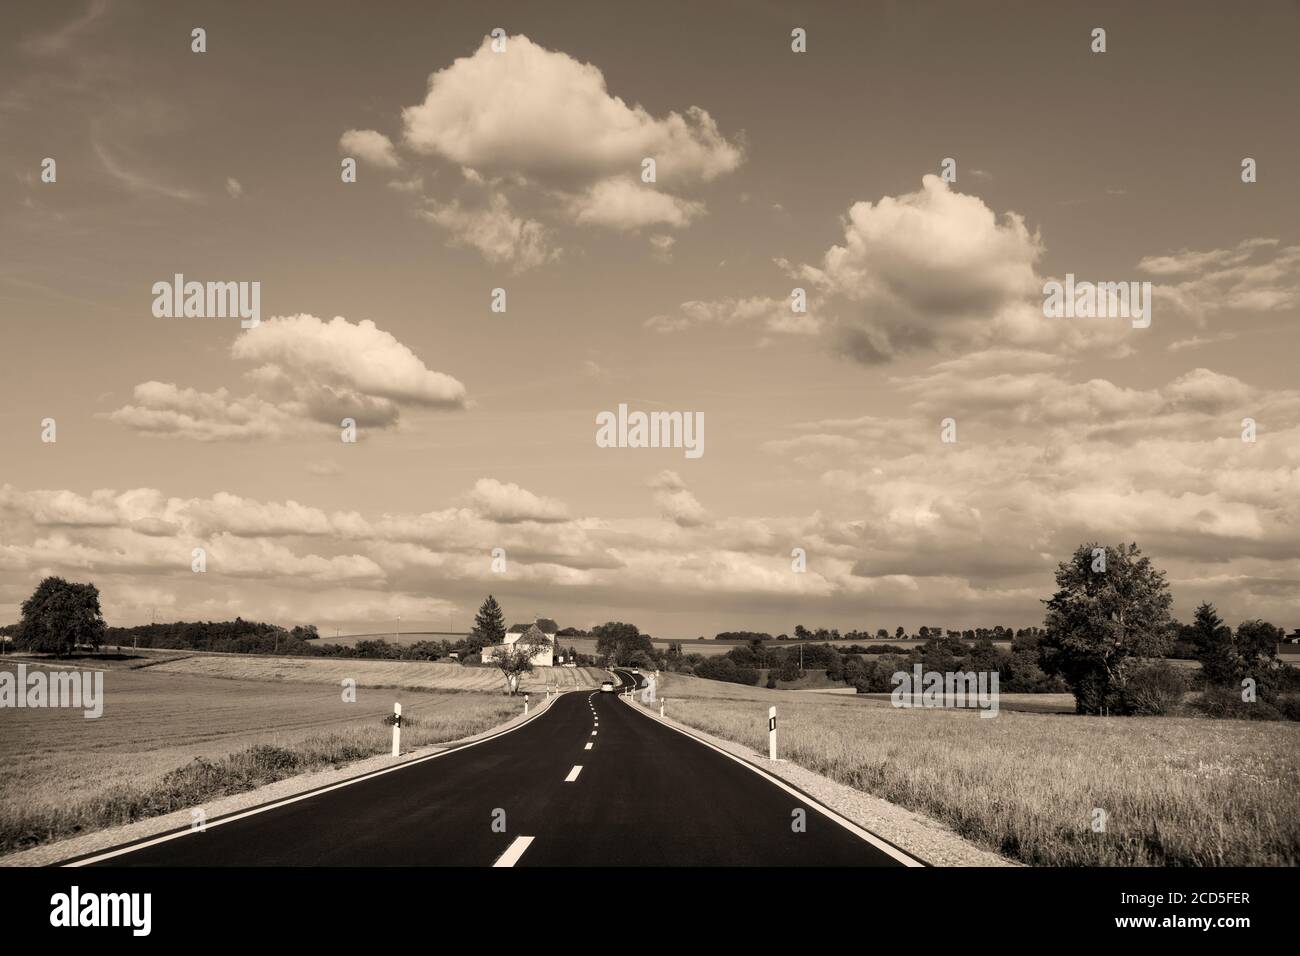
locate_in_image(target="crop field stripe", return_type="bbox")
[59,691,569,867]
[619,697,926,867]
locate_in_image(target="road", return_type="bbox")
[68,669,917,866]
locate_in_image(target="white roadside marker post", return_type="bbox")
[391,702,401,757]
[768,706,777,761]
[660,698,665,718]
[524,693,529,716]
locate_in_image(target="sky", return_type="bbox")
[1,0,1298,639]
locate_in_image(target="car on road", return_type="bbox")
[600,680,615,692]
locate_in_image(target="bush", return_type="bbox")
[1189,686,1300,722]
[694,657,759,686]
[765,675,777,689]
[1121,662,1187,715]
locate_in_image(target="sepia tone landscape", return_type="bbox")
[0,2,1296,940]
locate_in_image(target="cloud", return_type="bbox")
[1167,332,1238,352]
[785,175,1050,363]
[419,192,556,272]
[93,140,202,203]
[565,177,705,230]
[21,0,111,56]
[646,295,821,336]
[110,314,467,440]
[340,34,741,265]
[339,128,400,169]
[466,479,570,523]
[401,34,742,183]
[649,470,710,527]
[225,177,243,198]
[1139,239,1300,319]
[233,314,466,409]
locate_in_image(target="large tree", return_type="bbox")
[1039,543,1173,714]
[17,577,107,656]
[592,621,655,665]
[467,594,506,656]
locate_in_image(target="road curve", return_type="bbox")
[69,669,916,867]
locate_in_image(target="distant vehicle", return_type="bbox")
[600,681,615,692]
[563,661,577,668]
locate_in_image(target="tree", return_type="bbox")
[895,626,905,639]
[17,577,107,656]
[468,595,506,656]
[490,645,535,695]
[967,636,1001,672]
[1190,602,1235,685]
[1234,619,1286,690]
[1039,543,1173,714]
[592,621,654,665]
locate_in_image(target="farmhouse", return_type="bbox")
[479,623,555,667]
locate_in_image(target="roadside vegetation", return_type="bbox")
[650,673,1300,866]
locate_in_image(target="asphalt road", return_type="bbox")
[71,669,914,867]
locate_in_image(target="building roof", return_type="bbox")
[516,623,553,646]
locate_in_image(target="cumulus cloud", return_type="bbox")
[340,34,741,265]
[784,175,1055,363]
[401,34,742,182]
[109,314,466,440]
[466,479,570,523]
[339,128,400,168]
[648,470,710,527]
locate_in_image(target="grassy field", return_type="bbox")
[140,652,606,694]
[653,673,1300,866]
[0,657,556,855]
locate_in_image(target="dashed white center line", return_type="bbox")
[584,741,593,750]
[493,835,535,867]
[591,730,597,736]
[565,765,583,782]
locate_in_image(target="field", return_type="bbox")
[0,653,598,854]
[652,673,1300,866]
[139,651,606,694]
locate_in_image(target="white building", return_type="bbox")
[480,623,555,667]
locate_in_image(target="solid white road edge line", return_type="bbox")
[63,689,571,867]
[620,697,925,867]
[492,835,535,867]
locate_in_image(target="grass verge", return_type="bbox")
[657,674,1300,866]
